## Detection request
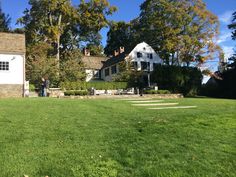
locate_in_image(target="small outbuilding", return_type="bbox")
[0,32,26,97]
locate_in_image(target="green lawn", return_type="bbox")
[0,98,235,177]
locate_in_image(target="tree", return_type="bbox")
[86,43,104,56]
[18,0,78,68]
[0,4,11,32]
[60,49,86,82]
[226,11,236,69]
[60,0,117,54]
[137,0,222,66]
[219,11,236,98]
[78,0,117,42]
[112,57,145,88]
[18,0,117,84]
[202,11,236,99]
[77,0,117,56]
[104,21,134,56]
[228,11,236,40]
[151,65,203,96]
[26,42,60,87]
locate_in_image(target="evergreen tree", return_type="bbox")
[104,21,134,56]
[0,4,11,32]
[228,11,236,40]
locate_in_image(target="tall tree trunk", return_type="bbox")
[56,14,62,75]
[56,34,60,70]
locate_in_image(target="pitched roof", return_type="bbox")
[0,32,26,54]
[81,56,108,70]
[102,53,127,69]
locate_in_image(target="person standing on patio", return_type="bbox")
[41,77,46,97]
[45,76,50,97]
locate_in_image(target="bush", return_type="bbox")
[151,65,202,96]
[64,90,75,96]
[60,82,128,90]
[144,90,171,94]
[64,90,88,96]
[200,67,236,99]
[29,84,36,92]
[74,90,88,96]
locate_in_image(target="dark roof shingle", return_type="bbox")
[102,53,127,68]
[81,56,108,70]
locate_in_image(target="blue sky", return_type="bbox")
[1,0,236,73]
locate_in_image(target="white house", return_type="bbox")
[81,42,162,82]
[101,42,163,81]
[0,33,26,97]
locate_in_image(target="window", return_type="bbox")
[93,70,99,78]
[147,53,153,59]
[131,62,138,69]
[0,61,9,71]
[111,65,117,74]
[137,52,142,58]
[105,68,110,76]
[141,62,150,71]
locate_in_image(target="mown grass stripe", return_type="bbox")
[148,106,197,110]
[118,98,153,101]
[128,100,164,103]
[132,103,179,106]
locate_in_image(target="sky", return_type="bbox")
[1,0,236,75]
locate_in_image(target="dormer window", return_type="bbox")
[147,53,153,59]
[137,52,142,58]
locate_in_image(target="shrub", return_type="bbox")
[64,90,75,96]
[60,82,128,90]
[74,90,88,96]
[151,65,202,96]
[64,90,88,96]
[144,90,171,94]
[29,84,36,92]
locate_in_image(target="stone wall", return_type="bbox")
[63,94,184,99]
[0,84,23,98]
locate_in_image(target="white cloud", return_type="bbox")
[222,46,234,61]
[219,10,234,24]
[217,31,232,44]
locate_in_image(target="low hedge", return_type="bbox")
[151,65,202,96]
[29,84,36,92]
[64,90,88,96]
[60,81,128,90]
[144,90,171,94]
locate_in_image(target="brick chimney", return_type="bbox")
[119,46,125,54]
[114,50,119,57]
[83,48,90,56]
